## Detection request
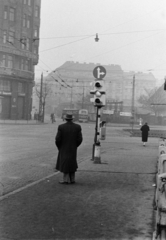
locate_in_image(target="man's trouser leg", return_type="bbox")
[69,172,75,183]
[63,173,70,183]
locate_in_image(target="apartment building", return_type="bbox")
[0,0,41,119]
[49,61,156,113]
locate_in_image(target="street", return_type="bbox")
[0,119,94,195]
[0,120,159,239]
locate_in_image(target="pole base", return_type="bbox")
[93,144,101,164]
[94,156,101,164]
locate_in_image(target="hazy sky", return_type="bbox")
[36,0,166,82]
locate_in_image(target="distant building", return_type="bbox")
[122,71,156,110]
[0,0,41,119]
[47,61,156,114]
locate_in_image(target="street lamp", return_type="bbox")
[82,86,85,109]
[95,33,99,42]
[131,75,135,132]
[38,72,43,122]
[70,85,73,108]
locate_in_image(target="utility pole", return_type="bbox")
[81,86,85,109]
[70,86,73,108]
[39,72,43,122]
[131,75,135,131]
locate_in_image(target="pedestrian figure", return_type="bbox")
[139,117,142,126]
[140,122,150,146]
[50,113,55,123]
[55,114,83,184]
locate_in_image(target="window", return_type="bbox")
[3,80,11,91]
[0,80,11,92]
[21,59,24,70]
[25,60,29,70]
[34,28,38,38]
[4,6,8,19]
[20,59,31,71]
[0,81,3,91]
[28,0,31,6]
[8,55,13,68]
[9,31,14,45]
[9,8,15,21]
[20,38,26,49]
[21,42,26,49]
[2,55,6,67]
[18,82,25,93]
[26,39,30,50]
[3,31,7,44]
[27,18,30,28]
[35,6,39,17]
[23,14,26,27]
[33,46,38,54]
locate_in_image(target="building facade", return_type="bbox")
[0,0,41,119]
[47,61,156,115]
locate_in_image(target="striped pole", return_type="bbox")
[94,107,101,164]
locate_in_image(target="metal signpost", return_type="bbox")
[90,66,106,163]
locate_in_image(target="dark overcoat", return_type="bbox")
[140,124,150,142]
[55,121,83,173]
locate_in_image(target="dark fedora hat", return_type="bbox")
[65,114,73,120]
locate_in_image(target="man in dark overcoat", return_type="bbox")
[55,114,83,184]
[140,122,150,146]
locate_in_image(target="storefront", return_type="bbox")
[0,75,33,120]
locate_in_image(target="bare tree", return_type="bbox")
[138,85,166,116]
[35,80,53,122]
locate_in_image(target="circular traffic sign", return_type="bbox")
[93,66,106,79]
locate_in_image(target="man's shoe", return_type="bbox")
[70,181,75,184]
[59,181,69,184]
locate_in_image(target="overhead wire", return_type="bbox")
[0,26,39,45]
[37,5,165,163]
[1,6,165,82]
[38,29,166,40]
[38,5,164,52]
[98,5,164,35]
[37,6,166,75]
[90,31,161,60]
[40,35,94,53]
[39,59,68,88]
[52,31,162,74]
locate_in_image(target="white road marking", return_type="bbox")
[0,171,59,201]
[7,176,21,179]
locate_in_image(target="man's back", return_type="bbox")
[55,120,83,175]
[56,121,82,149]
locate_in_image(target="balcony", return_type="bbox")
[0,45,38,63]
[0,67,34,80]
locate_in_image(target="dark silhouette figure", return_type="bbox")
[140,122,150,146]
[50,113,55,123]
[55,114,83,184]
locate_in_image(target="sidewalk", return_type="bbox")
[0,115,52,125]
[0,117,62,125]
[0,137,158,240]
[0,119,42,125]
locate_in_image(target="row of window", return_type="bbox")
[24,0,32,6]
[22,9,40,28]
[0,80,25,93]
[0,55,31,71]
[3,4,39,22]
[4,6,15,21]
[2,30,38,53]
[23,14,31,28]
